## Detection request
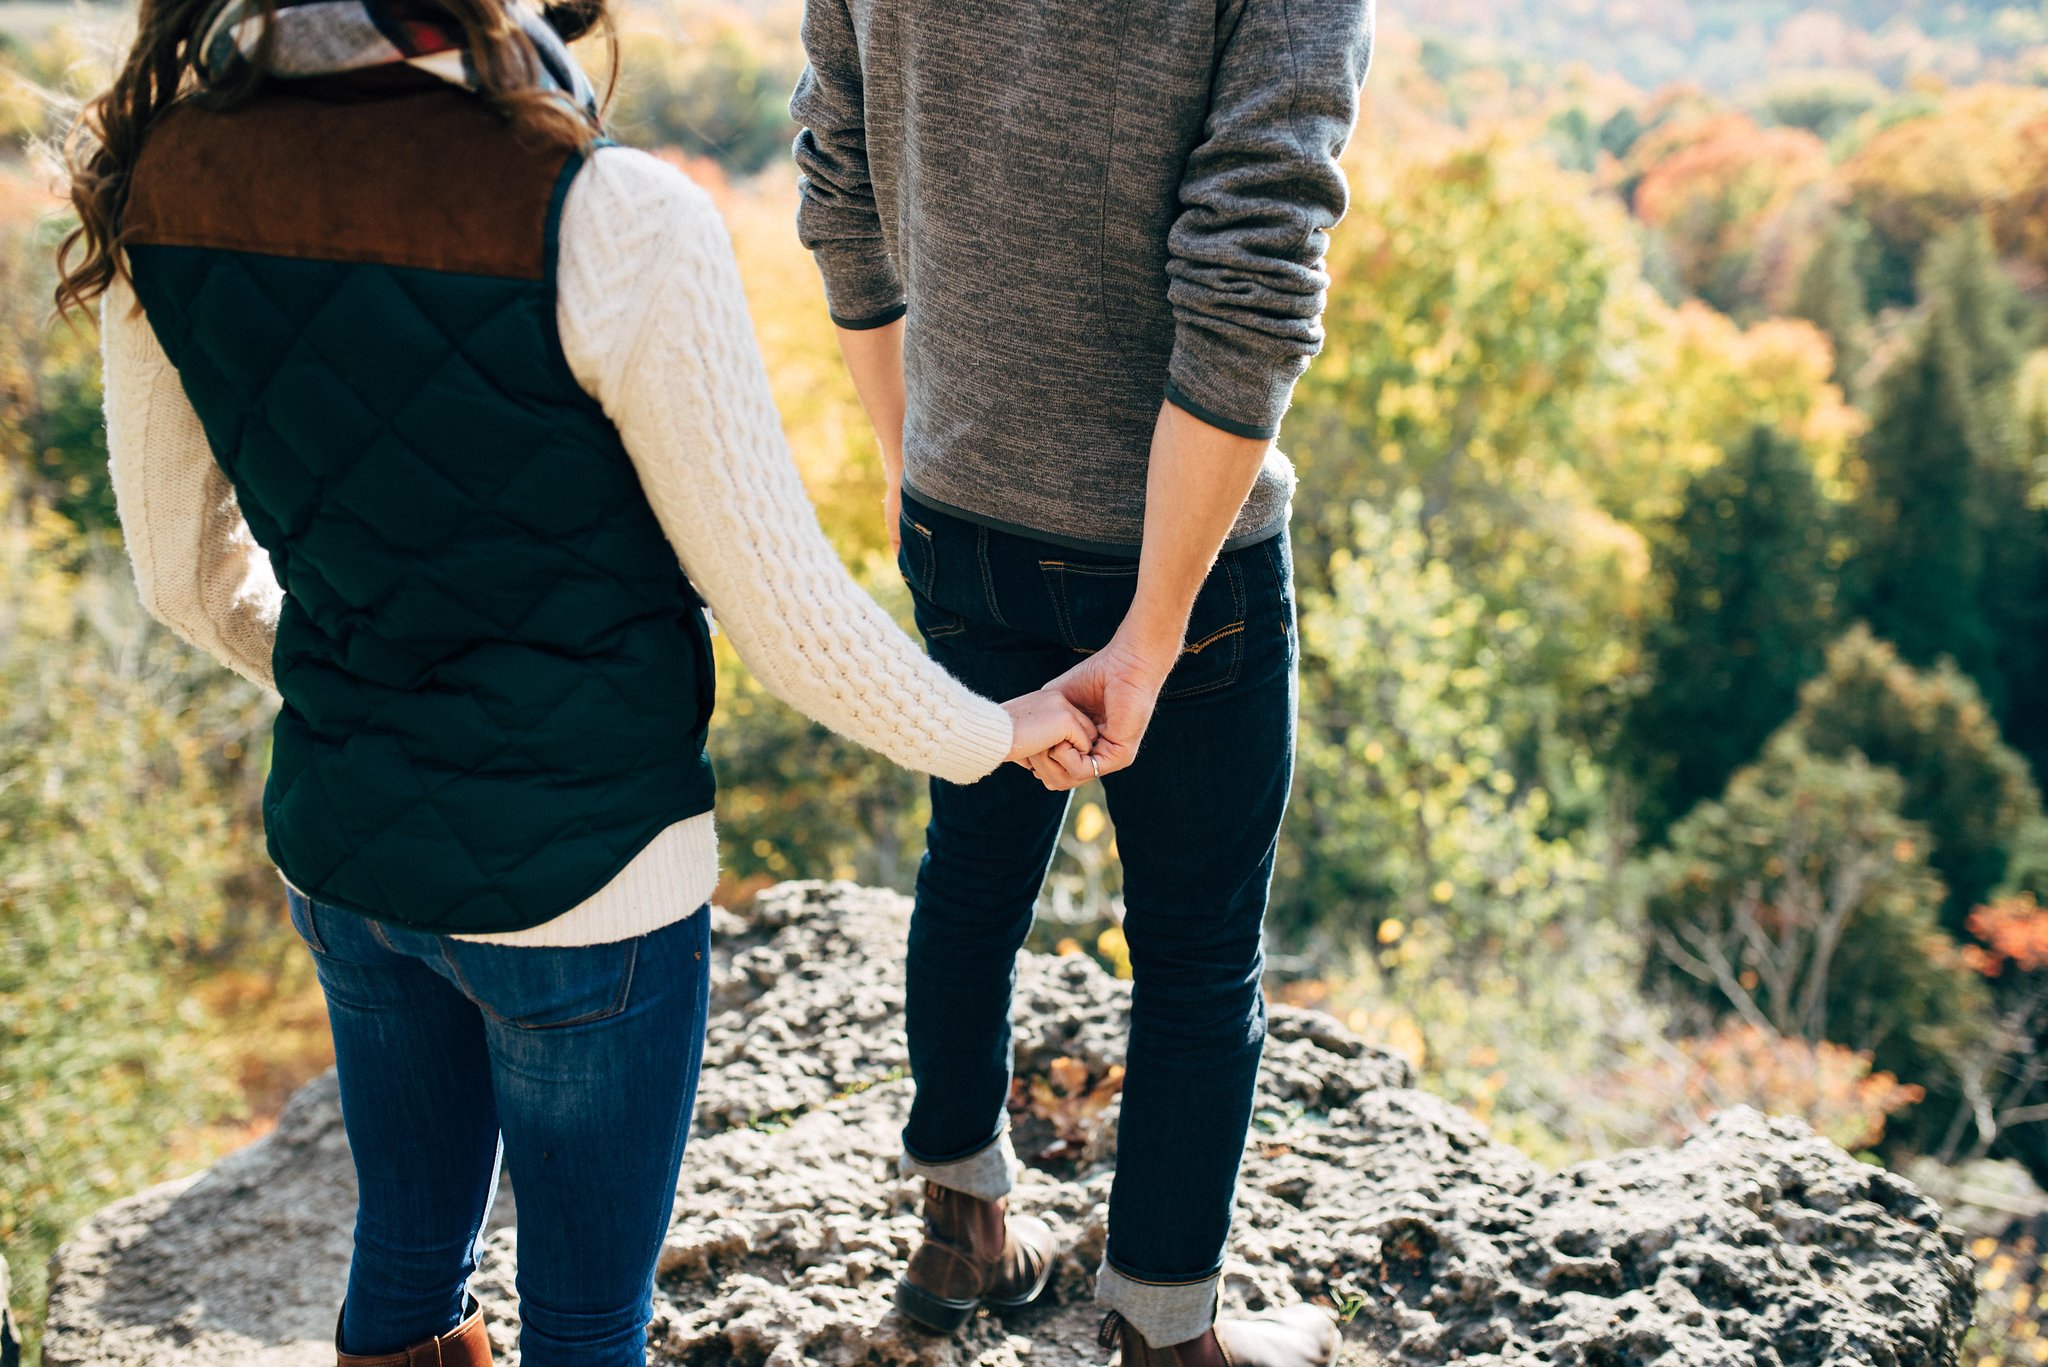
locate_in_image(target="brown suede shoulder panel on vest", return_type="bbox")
[124,78,583,281]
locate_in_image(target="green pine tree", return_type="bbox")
[1918,218,2031,407]
[1623,426,1840,842]
[1789,215,1872,396]
[1849,219,2043,756]
[1995,353,2048,781]
[1851,306,1995,677]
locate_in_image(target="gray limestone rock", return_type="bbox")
[42,882,1976,1366]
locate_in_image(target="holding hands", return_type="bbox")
[1001,632,1178,792]
[1001,690,1099,779]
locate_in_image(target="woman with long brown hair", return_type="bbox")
[57,2,1095,1362]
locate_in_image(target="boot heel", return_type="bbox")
[894,1277,980,1334]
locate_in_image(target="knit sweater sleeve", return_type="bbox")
[555,147,1014,786]
[789,0,904,329]
[102,278,282,689]
[1164,0,1373,440]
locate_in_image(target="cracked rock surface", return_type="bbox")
[42,882,1976,1365]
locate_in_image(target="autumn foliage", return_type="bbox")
[1586,1023,1923,1153]
[1967,896,2048,977]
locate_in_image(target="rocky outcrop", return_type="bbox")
[43,882,1977,1366]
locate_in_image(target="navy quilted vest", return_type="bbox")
[122,76,717,935]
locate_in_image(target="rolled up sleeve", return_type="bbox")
[1165,0,1374,439]
[790,0,905,329]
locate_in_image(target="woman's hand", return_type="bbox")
[1001,690,1098,782]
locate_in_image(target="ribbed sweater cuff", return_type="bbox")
[937,698,1015,786]
[1166,329,1310,441]
[810,238,905,334]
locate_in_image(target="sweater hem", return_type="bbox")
[450,815,718,945]
[267,794,718,939]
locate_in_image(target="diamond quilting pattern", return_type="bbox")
[126,237,717,936]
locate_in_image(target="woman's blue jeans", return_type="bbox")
[287,890,711,1367]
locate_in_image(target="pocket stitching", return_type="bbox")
[977,527,1012,628]
[1161,557,1246,701]
[1182,622,1245,655]
[442,940,640,1032]
[1264,537,1297,661]
[289,893,330,956]
[1039,561,1140,577]
[1046,566,1079,647]
[902,517,968,637]
[904,519,938,598]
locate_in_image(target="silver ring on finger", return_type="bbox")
[1090,754,1101,780]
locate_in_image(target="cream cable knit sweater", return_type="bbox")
[102,144,1014,947]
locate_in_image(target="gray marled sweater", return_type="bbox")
[791,0,1374,553]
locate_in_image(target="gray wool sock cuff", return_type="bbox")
[899,1121,1017,1201]
[1096,1259,1221,1348]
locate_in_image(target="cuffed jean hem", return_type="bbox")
[900,1121,1017,1201]
[1096,1258,1221,1348]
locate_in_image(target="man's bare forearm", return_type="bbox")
[1115,400,1272,674]
[833,318,910,548]
[834,319,908,476]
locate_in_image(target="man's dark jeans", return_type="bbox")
[896,491,1296,1333]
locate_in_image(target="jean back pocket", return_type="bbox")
[898,515,967,638]
[1039,554,1246,700]
[439,937,640,1031]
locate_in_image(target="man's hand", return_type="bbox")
[1026,400,1272,786]
[1002,689,1097,772]
[1004,690,1104,792]
[1034,634,1179,788]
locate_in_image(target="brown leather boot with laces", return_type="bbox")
[894,1182,1057,1333]
[1098,1305,1341,1367]
[335,1298,492,1367]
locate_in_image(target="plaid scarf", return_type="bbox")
[192,0,600,117]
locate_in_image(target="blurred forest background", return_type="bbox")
[4,0,2048,1360]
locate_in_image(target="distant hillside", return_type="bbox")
[1416,0,2048,93]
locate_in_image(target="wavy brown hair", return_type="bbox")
[54,0,617,319]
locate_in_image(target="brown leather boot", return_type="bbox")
[894,1182,1056,1333]
[1098,1305,1341,1367]
[336,1300,492,1367]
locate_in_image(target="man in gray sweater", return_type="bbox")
[793,3,1372,1363]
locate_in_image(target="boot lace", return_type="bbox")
[1098,1309,1129,1351]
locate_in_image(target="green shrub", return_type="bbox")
[1640,733,1991,1100]
[609,18,801,174]
[1787,626,2042,932]
[0,498,277,1360]
[1281,491,1608,954]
